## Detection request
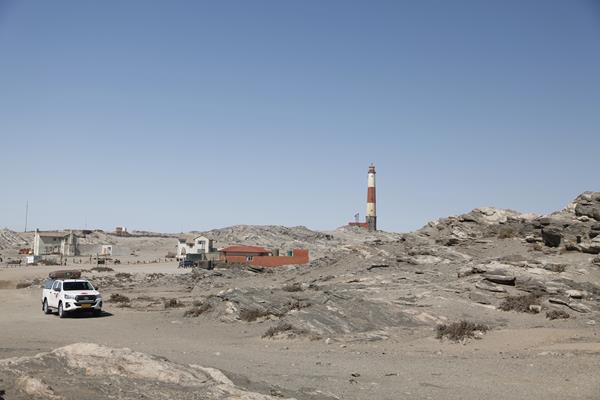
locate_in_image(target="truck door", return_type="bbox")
[49,281,62,308]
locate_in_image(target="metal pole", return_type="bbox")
[24,201,28,233]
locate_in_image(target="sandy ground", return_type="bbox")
[1,262,599,400]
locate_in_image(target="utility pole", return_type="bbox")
[24,201,28,233]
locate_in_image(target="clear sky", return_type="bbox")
[1,1,599,233]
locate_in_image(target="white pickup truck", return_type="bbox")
[41,271,103,318]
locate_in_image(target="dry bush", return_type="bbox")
[164,298,183,309]
[115,272,132,279]
[135,295,155,302]
[263,322,294,338]
[546,309,570,320]
[282,283,303,292]
[498,294,540,313]
[91,266,114,272]
[497,227,516,239]
[239,307,272,322]
[436,320,489,342]
[184,302,212,317]
[109,293,130,303]
[262,322,308,338]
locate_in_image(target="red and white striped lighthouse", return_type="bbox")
[366,163,377,231]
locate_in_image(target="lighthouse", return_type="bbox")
[366,163,377,231]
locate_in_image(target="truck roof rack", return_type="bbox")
[48,270,82,279]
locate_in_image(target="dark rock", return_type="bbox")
[483,274,516,286]
[367,264,390,271]
[549,297,569,306]
[442,238,461,246]
[541,227,562,247]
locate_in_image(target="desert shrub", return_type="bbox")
[164,298,183,309]
[184,302,212,317]
[498,294,541,313]
[91,266,114,272]
[263,322,294,338]
[15,281,31,289]
[286,298,311,311]
[115,272,132,279]
[39,259,59,266]
[436,320,489,342]
[262,322,309,338]
[497,227,516,239]
[546,310,570,320]
[109,293,130,303]
[239,307,272,322]
[543,264,566,273]
[282,283,303,292]
[135,295,155,301]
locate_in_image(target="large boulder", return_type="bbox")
[541,226,562,247]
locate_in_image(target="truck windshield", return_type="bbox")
[63,282,94,291]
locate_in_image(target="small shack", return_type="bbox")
[220,245,309,267]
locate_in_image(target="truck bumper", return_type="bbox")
[64,300,102,312]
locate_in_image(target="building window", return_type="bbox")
[246,256,254,261]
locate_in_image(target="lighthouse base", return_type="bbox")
[366,216,377,231]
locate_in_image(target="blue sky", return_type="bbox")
[1,1,599,233]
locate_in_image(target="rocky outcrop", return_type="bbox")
[0,343,288,400]
[0,228,29,250]
[194,286,422,336]
[571,192,600,221]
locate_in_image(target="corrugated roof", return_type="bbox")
[221,245,270,254]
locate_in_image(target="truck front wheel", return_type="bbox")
[42,299,51,314]
[58,302,66,318]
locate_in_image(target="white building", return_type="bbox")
[176,236,214,260]
[100,245,113,256]
[33,230,78,257]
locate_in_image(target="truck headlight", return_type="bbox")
[64,294,75,300]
